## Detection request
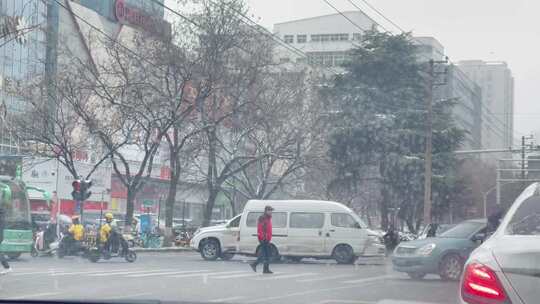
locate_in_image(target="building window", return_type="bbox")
[353,33,362,41]
[284,35,294,43]
[311,33,349,42]
[279,57,290,64]
[297,34,307,43]
[307,51,349,67]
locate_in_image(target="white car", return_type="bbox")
[190,199,385,263]
[460,182,540,304]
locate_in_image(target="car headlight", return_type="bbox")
[416,243,436,256]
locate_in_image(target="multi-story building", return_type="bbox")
[457,60,514,152]
[0,0,47,154]
[273,11,378,67]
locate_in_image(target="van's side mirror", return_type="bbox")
[354,222,362,229]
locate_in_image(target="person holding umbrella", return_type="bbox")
[250,205,274,274]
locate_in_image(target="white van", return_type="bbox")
[190,200,385,263]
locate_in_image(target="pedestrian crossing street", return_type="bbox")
[11,266,395,284]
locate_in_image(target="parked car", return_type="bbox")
[190,200,385,263]
[460,183,540,304]
[392,218,487,280]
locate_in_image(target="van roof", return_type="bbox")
[243,200,352,213]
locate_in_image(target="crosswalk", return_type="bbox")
[10,267,396,285]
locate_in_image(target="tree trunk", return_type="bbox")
[163,172,179,246]
[125,187,136,233]
[380,187,390,230]
[202,190,219,227]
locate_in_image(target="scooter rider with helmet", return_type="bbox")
[100,213,128,256]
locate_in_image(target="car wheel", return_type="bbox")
[200,239,220,261]
[333,244,355,264]
[439,253,463,281]
[407,272,426,280]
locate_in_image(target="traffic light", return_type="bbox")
[71,180,81,201]
[71,179,92,201]
[80,179,92,201]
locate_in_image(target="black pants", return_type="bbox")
[0,253,9,269]
[254,241,270,270]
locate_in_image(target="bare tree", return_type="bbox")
[188,0,276,226]
[7,73,117,180]
[224,68,324,201]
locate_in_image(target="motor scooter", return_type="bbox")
[87,231,136,263]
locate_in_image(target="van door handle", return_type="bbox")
[329,229,335,232]
[326,232,331,237]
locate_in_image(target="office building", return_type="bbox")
[458,60,514,152]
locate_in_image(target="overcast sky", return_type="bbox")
[168,0,540,142]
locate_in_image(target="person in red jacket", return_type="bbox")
[250,205,273,274]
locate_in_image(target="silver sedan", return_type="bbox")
[460,182,540,304]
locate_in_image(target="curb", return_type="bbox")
[132,247,194,253]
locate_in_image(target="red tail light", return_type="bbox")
[461,263,510,304]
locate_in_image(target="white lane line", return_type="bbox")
[88,269,168,276]
[53,269,145,276]
[210,296,246,303]
[14,270,67,276]
[170,270,246,278]
[126,270,209,278]
[6,292,63,300]
[255,272,316,281]
[212,272,277,279]
[297,274,358,283]
[244,280,383,303]
[104,292,152,300]
[343,274,396,284]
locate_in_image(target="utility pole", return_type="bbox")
[423,58,448,225]
[422,59,434,226]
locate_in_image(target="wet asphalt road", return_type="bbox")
[0,252,459,304]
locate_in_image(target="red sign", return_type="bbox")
[115,0,171,37]
[160,166,171,180]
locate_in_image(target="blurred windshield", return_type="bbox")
[439,221,484,239]
[0,0,532,303]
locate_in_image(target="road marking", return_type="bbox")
[212,272,282,279]
[210,296,246,303]
[343,274,396,284]
[244,276,388,303]
[170,270,245,278]
[5,292,63,300]
[53,269,146,276]
[297,274,358,283]
[125,270,209,277]
[88,269,168,276]
[255,272,316,281]
[104,292,152,300]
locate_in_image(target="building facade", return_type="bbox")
[457,60,514,152]
[0,0,47,154]
[273,11,378,67]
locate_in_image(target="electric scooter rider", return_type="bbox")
[66,216,84,253]
[99,213,128,256]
